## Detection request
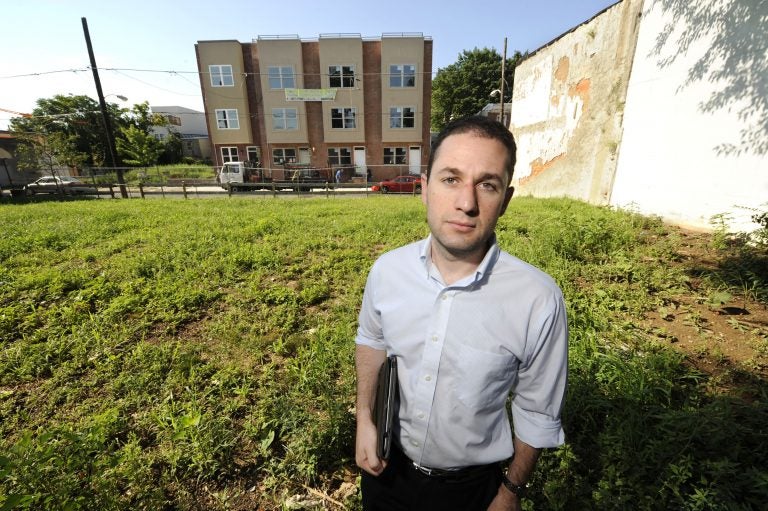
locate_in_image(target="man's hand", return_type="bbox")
[487,487,521,511]
[355,416,386,475]
[355,345,388,476]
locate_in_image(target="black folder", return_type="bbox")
[373,355,398,460]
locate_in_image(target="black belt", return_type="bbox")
[410,460,497,480]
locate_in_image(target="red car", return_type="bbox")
[378,175,422,193]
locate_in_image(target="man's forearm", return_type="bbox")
[355,344,387,422]
[506,437,540,488]
[488,438,541,510]
[355,344,388,475]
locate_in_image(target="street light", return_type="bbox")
[105,94,128,102]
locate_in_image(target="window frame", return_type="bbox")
[327,147,352,166]
[272,148,297,165]
[268,66,296,90]
[272,108,298,130]
[384,147,407,165]
[389,106,416,129]
[329,64,356,88]
[331,107,357,129]
[209,65,234,87]
[215,109,240,130]
[221,146,239,163]
[389,64,416,88]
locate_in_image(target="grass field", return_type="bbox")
[1,196,766,510]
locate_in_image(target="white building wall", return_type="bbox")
[611,0,767,231]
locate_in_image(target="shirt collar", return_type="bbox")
[419,234,500,286]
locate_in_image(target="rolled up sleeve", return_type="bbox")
[511,290,568,448]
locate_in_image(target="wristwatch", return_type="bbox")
[502,476,528,498]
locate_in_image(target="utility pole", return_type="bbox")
[500,37,507,128]
[82,17,127,198]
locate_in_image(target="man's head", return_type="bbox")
[421,116,516,267]
[427,116,517,187]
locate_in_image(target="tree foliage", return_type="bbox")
[9,95,175,173]
[9,95,123,171]
[431,48,524,132]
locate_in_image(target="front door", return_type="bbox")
[354,146,366,175]
[409,146,421,175]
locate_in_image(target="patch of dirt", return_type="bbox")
[641,230,768,396]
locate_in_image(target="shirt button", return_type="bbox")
[417,411,425,420]
[431,335,438,342]
[410,439,419,447]
[441,294,448,301]
[424,375,432,382]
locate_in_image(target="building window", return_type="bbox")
[389,106,416,128]
[273,148,297,165]
[328,147,352,166]
[384,147,407,164]
[210,65,234,87]
[331,108,356,129]
[272,108,298,130]
[268,66,295,89]
[215,109,239,129]
[329,65,355,88]
[221,146,239,163]
[247,146,260,164]
[390,64,416,87]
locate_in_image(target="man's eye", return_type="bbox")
[443,177,457,184]
[479,182,497,191]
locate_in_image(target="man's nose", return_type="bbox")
[455,184,478,214]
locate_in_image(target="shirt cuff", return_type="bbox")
[355,335,385,350]
[511,402,565,448]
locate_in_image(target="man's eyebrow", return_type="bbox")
[434,167,504,183]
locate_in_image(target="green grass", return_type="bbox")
[0,197,766,510]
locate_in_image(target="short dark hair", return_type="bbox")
[426,116,517,184]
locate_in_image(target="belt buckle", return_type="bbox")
[412,461,437,476]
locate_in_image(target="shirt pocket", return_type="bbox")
[455,343,516,412]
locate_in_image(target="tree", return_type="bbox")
[431,48,524,132]
[114,102,169,167]
[116,125,164,167]
[9,94,125,171]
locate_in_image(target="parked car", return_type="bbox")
[24,176,94,195]
[378,174,422,193]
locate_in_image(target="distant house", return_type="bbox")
[477,102,512,128]
[150,106,211,162]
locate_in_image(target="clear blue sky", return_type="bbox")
[1,0,618,129]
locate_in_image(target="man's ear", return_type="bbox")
[500,186,515,216]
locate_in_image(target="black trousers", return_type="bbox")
[361,445,503,511]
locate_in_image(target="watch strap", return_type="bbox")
[502,475,527,498]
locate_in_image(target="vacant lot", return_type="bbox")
[1,196,766,510]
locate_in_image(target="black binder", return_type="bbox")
[373,355,398,460]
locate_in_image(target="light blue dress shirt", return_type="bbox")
[356,235,568,469]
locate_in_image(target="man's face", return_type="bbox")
[421,132,514,264]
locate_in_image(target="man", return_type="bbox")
[355,116,568,511]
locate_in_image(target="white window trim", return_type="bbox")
[268,65,296,90]
[329,64,356,88]
[272,148,297,165]
[221,146,239,163]
[389,106,416,129]
[215,109,240,130]
[331,107,357,129]
[209,65,234,87]
[384,146,407,165]
[272,108,298,130]
[328,147,353,166]
[389,64,417,88]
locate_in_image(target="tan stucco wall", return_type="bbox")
[380,37,425,144]
[195,41,253,146]
[319,37,365,144]
[257,38,309,144]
